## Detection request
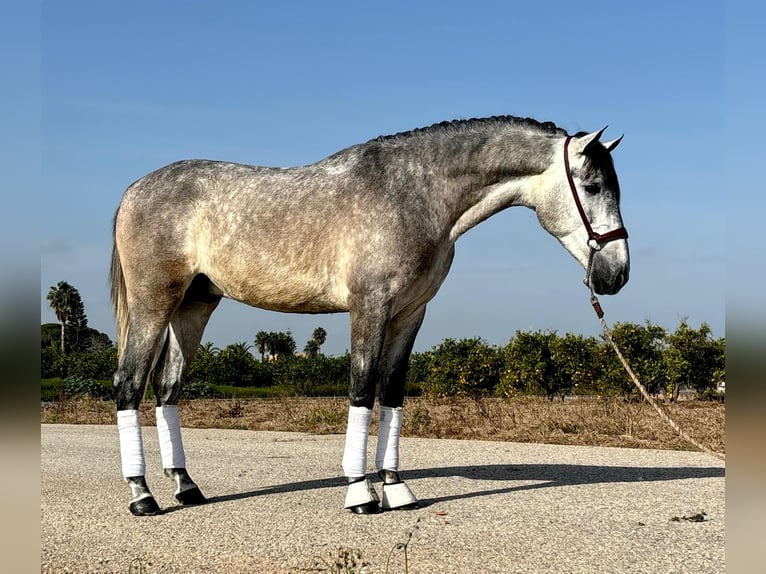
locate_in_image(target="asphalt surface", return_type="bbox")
[41,424,725,573]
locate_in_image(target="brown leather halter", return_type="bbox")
[563,136,628,251]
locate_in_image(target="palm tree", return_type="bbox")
[304,339,320,358]
[197,342,221,360]
[311,327,327,354]
[270,331,296,360]
[255,331,271,362]
[227,342,253,359]
[46,281,76,354]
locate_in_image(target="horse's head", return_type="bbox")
[536,128,630,295]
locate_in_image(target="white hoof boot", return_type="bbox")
[344,478,380,514]
[379,470,418,510]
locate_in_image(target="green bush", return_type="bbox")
[41,378,65,402]
[599,322,666,398]
[405,352,429,396]
[418,338,501,398]
[62,375,112,400]
[186,344,273,387]
[181,380,220,399]
[499,331,566,400]
[40,320,726,401]
[275,355,349,396]
[67,348,118,380]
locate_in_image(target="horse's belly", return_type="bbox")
[210,273,350,314]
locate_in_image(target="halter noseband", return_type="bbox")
[563,136,628,252]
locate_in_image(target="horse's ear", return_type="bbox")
[602,135,623,153]
[573,126,608,154]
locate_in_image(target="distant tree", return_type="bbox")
[67,290,88,349]
[304,339,321,358]
[269,331,296,360]
[41,323,61,350]
[186,342,221,387]
[552,333,602,397]
[46,281,78,354]
[85,329,112,352]
[254,331,271,362]
[663,320,723,399]
[501,330,569,401]
[227,341,253,357]
[711,337,726,387]
[598,321,666,398]
[420,338,501,398]
[311,327,327,352]
[405,351,431,396]
[275,353,349,396]
[67,347,118,379]
[214,342,259,386]
[661,346,685,402]
[198,341,220,358]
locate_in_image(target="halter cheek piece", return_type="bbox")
[563,136,629,314]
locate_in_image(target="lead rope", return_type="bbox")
[584,250,725,462]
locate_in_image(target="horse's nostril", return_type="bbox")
[614,269,628,291]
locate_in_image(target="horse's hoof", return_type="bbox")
[129,496,162,516]
[381,481,418,510]
[348,500,381,514]
[378,470,418,510]
[344,477,380,514]
[175,486,207,506]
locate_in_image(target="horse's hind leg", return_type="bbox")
[151,279,221,507]
[376,305,426,510]
[115,307,176,516]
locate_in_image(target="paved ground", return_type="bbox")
[41,424,725,573]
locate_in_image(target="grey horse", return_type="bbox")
[110,115,629,515]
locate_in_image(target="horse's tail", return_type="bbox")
[109,215,129,360]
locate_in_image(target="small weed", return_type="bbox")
[406,403,432,435]
[386,518,420,574]
[671,511,707,523]
[298,403,347,433]
[227,399,244,418]
[307,546,370,574]
[300,519,420,574]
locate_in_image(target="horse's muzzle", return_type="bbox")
[590,250,630,295]
[592,268,629,295]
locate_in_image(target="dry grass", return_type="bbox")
[41,396,725,454]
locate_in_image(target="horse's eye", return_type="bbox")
[584,184,600,195]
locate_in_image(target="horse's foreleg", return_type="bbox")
[376,305,426,510]
[152,297,219,507]
[342,297,392,513]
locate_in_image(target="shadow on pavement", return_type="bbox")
[174,462,723,513]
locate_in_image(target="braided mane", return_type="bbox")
[368,115,567,144]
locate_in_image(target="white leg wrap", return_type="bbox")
[156,405,186,469]
[117,409,145,478]
[375,406,403,471]
[342,406,372,478]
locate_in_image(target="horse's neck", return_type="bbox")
[429,132,557,241]
[448,175,542,241]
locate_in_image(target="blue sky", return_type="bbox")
[37,0,730,356]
